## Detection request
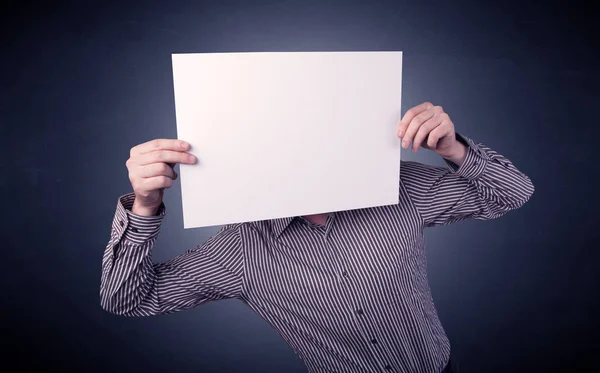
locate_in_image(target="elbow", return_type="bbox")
[504,175,535,211]
[99,286,160,317]
[501,173,536,211]
[100,289,135,317]
[517,175,535,208]
[483,177,535,218]
[100,292,122,316]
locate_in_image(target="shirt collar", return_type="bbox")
[271,212,336,238]
[271,216,296,238]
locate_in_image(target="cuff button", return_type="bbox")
[131,227,139,233]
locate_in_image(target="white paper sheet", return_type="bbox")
[172,51,402,228]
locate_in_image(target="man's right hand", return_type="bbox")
[126,139,196,216]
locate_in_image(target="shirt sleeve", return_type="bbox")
[100,192,244,317]
[400,133,535,228]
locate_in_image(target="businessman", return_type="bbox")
[100,102,534,373]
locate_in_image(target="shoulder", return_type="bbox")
[216,220,281,237]
[213,223,252,242]
[219,221,270,240]
[220,222,247,231]
[205,223,246,245]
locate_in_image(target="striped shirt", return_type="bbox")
[100,133,534,373]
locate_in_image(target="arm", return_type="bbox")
[100,193,244,316]
[400,133,535,227]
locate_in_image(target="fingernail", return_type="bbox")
[189,155,196,162]
[180,142,188,149]
[402,141,407,148]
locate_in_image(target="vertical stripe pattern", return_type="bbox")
[100,134,534,372]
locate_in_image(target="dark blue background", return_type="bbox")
[2,1,598,372]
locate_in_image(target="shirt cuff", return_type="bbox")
[111,192,166,245]
[443,133,489,181]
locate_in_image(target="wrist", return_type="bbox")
[442,142,468,166]
[132,200,159,217]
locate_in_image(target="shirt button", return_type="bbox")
[119,220,124,227]
[384,364,392,370]
[131,227,139,233]
[342,271,348,277]
[371,338,377,344]
[356,309,364,315]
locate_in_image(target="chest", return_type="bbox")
[241,205,424,307]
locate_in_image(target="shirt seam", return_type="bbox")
[398,166,427,229]
[238,224,249,301]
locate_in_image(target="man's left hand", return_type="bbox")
[396,102,467,163]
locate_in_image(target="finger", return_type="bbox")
[131,139,190,157]
[401,106,438,149]
[136,149,196,166]
[166,162,178,180]
[426,117,452,149]
[142,175,175,191]
[397,101,433,138]
[412,115,443,151]
[137,162,178,179]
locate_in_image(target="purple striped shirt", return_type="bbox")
[100,133,534,372]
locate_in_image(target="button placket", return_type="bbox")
[361,324,397,370]
[323,228,350,284]
[323,218,404,371]
[325,227,394,370]
[322,230,362,317]
[117,219,127,240]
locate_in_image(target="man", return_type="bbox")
[101,102,534,373]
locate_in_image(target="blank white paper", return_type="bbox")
[171,51,402,229]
